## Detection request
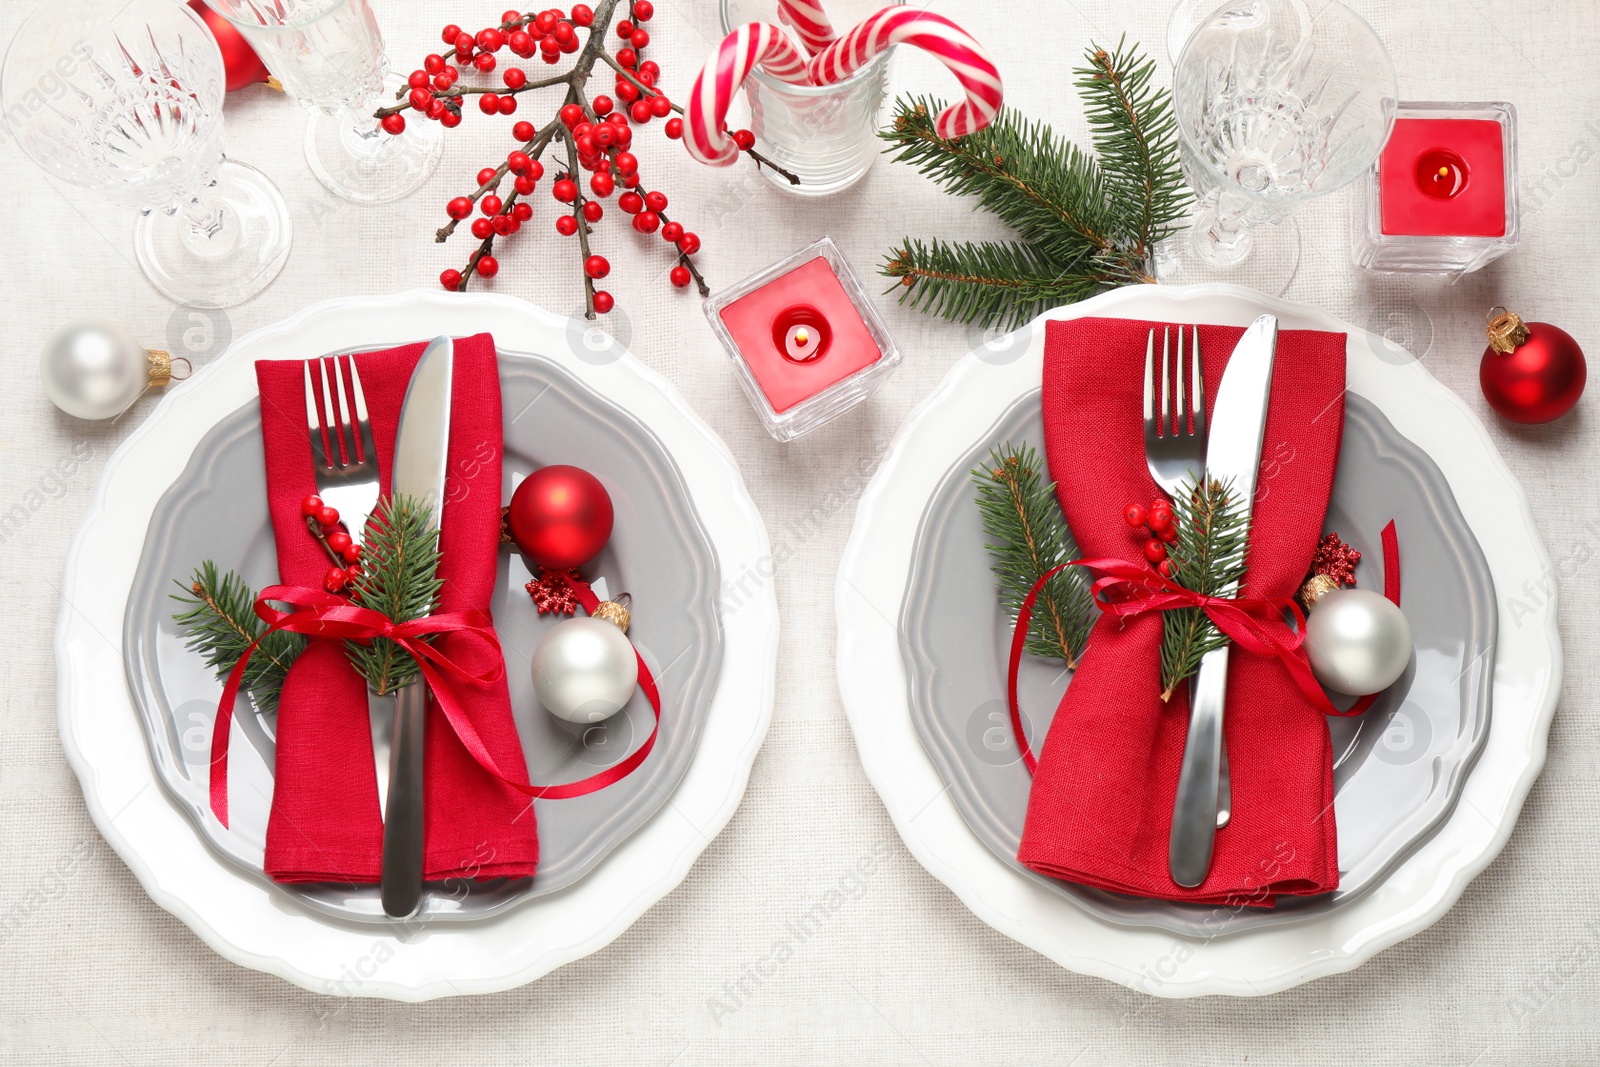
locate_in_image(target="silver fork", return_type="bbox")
[1143,326,1230,829]
[305,355,395,817]
[305,354,380,545]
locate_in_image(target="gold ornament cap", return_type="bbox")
[591,592,631,634]
[1300,573,1339,608]
[1485,307,1531,354]
[145,349,192,388]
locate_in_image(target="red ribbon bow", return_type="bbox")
[209,574,660,827]
[1078,558,1337,713]
[1007,522,1400,774]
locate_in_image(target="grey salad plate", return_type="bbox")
[899,390,1496,938]
[123,347,723,925]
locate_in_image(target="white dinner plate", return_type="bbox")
[56,291,779,1000]
[835,282,1560,997]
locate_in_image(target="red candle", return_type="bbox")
[1378,117,1507,237]
[716,255,885,414]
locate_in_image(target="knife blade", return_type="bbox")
[378,335,454,920]
[1168,314,1278,888]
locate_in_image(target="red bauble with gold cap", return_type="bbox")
[1479,308,1586,424]
[507,465,614,569]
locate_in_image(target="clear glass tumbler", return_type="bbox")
[207,0,442,204]
[1,0,293,309]
[1170,0,1396,271]
[719,0,903,197]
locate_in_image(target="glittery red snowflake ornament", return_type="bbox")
[526,567,583,615]
[1309,532,1361,587]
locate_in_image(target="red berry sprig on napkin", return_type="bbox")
[301,494,365,593]
[1124,497,1178,577]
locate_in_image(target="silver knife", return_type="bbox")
[1168,314,1278,888]
[378,335,454,919]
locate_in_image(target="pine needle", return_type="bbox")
[1158,475,1250,699]
[345,493,443,696]
[973,444,1093,666]
[171,562,304,713]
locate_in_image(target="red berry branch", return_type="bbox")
[376,0,799,318]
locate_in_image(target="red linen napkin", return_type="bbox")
[1017,317,1347,905]
[254,334,537,885]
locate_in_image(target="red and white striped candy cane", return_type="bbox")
[777,0,836,54]
[808,8,1002,138]
[684,22,814,167]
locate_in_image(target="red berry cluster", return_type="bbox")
[1123,498,1178,578]
[301,494,366,593]
[385,7,594,134]
[372,1,748,317]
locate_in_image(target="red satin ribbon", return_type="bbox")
[1342,521,1401,718]
[1008,521,1401,772]
[209,572,661,827]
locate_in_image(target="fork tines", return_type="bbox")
[1144,325,1204,439]
[304,355,371,470]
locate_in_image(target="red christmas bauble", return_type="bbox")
[1478,310,1586,424]
[189,1,272,91]
[507,465,614,568]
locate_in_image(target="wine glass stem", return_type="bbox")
[181,196,226,241]
[1205,191,1250,250]
[175,180,241,257]
[1190,188,1257,267]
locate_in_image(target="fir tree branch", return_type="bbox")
[1159,475,1250,699]
[171,563,304,714]
[879,39,1190,328]
[973,444,1093,667]
[345,493,443,696]
[1075,37,1191,264]
[882,96,1121,266]
[884,238,1110,331]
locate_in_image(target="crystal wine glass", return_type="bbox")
[1,0,293,309]
[1166,0,1396,276]
[206,0,442,204]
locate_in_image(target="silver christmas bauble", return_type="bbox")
[40,318,177,420]
[531,615,638,723]
[1305,588,1413,696]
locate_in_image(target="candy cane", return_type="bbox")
[808,8,1002,138]
[777,0,837,54]
[684,23,814,167]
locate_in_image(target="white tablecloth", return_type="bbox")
[4,0,1598,1062]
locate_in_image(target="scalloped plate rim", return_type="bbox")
[56,289,779,1000]
[834,281,1560,997]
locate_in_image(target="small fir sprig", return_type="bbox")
[881,38,1190,331]
[172,496,444,710]
[974,444,1093,667]
[1074,38,1189,273]
[171,563,305,713]
[344,493,444,696]
[1159,475,1250,700]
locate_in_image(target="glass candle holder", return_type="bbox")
[1354,101,1520,276]
[705,237,900,441]
[718,0,902,197]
